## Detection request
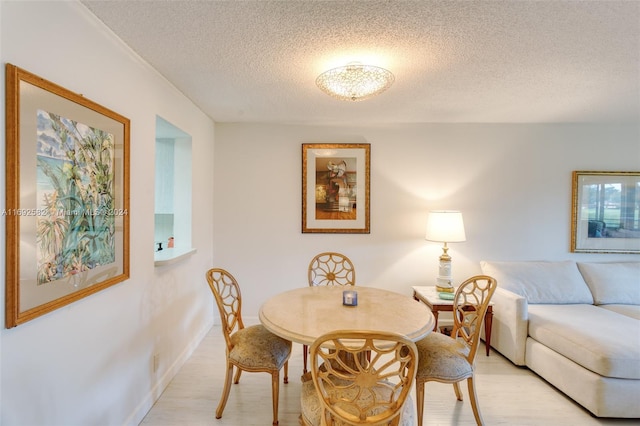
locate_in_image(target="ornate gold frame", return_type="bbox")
[571,170,640,254]
[5,64,130,327]
[302,143,370,233]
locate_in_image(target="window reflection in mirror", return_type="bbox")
[572,171,640,253]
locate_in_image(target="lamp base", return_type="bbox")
[435,275,454,293]
[434,254,454,293]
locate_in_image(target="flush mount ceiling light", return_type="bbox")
[316,62,395,101]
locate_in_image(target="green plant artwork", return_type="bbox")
[36,110,115,285]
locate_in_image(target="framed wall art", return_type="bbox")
[302,143,370,233]
[571,171,640,254]
[5,64,130,327]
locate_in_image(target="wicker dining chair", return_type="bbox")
[414,275,497,426]
[304,252,356,373]
[300,330,418,426]
[308,252,356,287]
[206,268,292,425]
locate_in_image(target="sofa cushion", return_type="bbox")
[528,304,640,379]
[577,262,640,305]
[599,304,640,320]
[480,260,593,304]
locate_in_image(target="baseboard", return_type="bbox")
[123,320,213,426]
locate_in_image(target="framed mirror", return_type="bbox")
[571,171,640,253]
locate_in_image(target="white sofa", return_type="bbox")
[479,260,640,418]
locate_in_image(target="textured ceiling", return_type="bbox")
[81,0,639,125]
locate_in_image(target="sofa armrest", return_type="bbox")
[490,287,528,365]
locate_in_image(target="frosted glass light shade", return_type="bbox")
[316,62,394,101]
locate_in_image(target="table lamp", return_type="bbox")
[425,210,466,293]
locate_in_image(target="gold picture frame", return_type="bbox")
[571,171,640,254]
[302,143,370,233]
[5,64,130,327]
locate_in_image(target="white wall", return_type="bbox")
[1,2,639,425]
[214,123,640,318]
[1,2,214,425]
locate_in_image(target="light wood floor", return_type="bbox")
[140,326,637,425]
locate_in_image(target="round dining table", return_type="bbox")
[259,285,435,345]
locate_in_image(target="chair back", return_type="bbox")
[205,268,244,350]
[308,252,356,286]
[310,330,417,425]
[451,275,497,363]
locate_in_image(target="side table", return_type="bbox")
[412,285,494,356]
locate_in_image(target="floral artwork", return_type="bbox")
[5,64,130,327]
[36,110,116,284]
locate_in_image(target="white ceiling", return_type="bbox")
[81,0,639,125]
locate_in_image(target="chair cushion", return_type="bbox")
[415,332,472,382]
[300,374,415,425]
[229,325,291,369]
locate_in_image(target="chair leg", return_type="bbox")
[467,376,485,426]
[216,361,234,419]
[271,370,280,425]
[233,367,242,384]
[303,344,308,374]
[284,360,289,384]
[453,381,463,401]
[416,380,425,426]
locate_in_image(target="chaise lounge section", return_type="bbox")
[479,260,640,418]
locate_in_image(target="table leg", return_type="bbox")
[432,310,439,332]
[484,309,493,356]
[327,350,368,372]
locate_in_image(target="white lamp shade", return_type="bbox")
[425,210,466,243]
